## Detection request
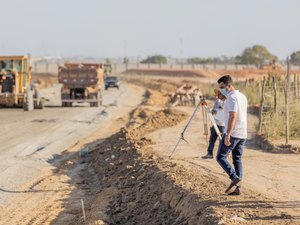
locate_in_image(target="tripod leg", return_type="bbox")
[204,106,209,145]
[201,106,207,134]
[169,104,200,158]
[169,135,182,158]
[205,105,222,140]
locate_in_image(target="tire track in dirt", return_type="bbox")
[0,83,145,224]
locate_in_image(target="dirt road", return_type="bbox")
[147,106,300,220]
[0,83,144,207]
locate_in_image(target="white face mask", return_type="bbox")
[220,88,229,97]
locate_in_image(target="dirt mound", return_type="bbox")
[71,108,224,225]
[125,68,300,81]
[128,108,186,138]
[124,77,181,106]
[143,89,170,106]
[125,69,208,78]
[124,77,179,93]
[70,106,297,225]
[131,107,157,120]
[137,109,185,132]
[86,140,219,225]
[255,134,300,154]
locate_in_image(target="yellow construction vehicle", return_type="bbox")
[0,55,43,111]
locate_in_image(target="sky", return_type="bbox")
[0,0,299,59]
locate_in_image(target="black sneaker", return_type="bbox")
[225,177,241,193]
[201,154,213,159]
[228,186,241,195]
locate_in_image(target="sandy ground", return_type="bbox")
[0,83,145,224]
[146,106,300,219]
[0,75,299,224]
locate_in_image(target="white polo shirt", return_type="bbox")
[224,90,248,139]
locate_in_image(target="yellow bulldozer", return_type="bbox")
[0,55,43,111]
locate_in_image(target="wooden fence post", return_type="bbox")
[285,57,291,145]
[294,74,297,99]
[272,76,277,114]
[45,62,49,74]
[258,81,262,100]
[258,77,266,133]
[296,75,300,101]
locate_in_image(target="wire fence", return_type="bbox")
[257,73,300,143]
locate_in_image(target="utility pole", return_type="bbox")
[123,40,127,59]
[179,38,183,58]
[178,38,183,64]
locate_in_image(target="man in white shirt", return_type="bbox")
[202,90,226,159]
[216,75,248,195]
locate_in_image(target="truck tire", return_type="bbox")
[36,100,44,109]
[62,102,72,107]
[95,92,101,107]
[90,93,100,107]
[61,94,71,107]
[89,94,94,107]
[98,91,103,106]
[34,90,44,109]
[23,89,34,111]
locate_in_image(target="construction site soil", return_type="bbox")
[62,81,298,225]
[64,111,298,224]
[0,74,299,225]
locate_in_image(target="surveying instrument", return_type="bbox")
[169,96,222,158]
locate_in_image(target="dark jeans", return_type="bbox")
[207,125,225,155]
[216,135,246,180]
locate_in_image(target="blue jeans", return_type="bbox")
[207,125,225,155]
[216,135,246,180]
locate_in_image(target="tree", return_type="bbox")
[236,45,278,65]
[187,56,236,64]
[123,57,129,64]
[140,55,167,64]
[290,51,300,65]
[187,57,211,64]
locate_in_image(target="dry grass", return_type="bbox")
[202,75,300,139]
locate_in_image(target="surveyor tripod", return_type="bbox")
[169,97,222,158]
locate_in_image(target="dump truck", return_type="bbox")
[0,55,43,111]
[58,62,104,107]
